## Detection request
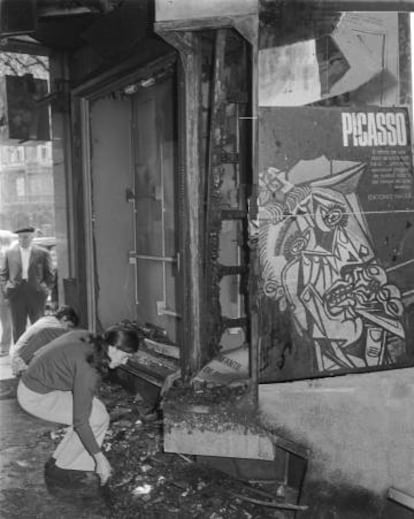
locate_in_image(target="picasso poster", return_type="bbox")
[257,107,414,382]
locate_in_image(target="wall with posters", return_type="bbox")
[258,106,414,382]
[256,106,414,509]
[255,7,414,510]
[256,22,414,509]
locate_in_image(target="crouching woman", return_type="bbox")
[16,326,138,490]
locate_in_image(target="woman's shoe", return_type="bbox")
[44,457,99,490]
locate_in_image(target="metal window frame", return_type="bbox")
[72,53,177,331]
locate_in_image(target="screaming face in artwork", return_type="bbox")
[257,162,405,373]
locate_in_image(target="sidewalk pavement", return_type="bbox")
[0,353,109,519]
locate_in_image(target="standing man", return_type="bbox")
[0,226,54,342]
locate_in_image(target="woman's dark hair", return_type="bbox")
[85,326,139,375]
[103,326,139,353]
[54,305,79,327]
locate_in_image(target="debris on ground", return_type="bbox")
[44,380,296,518]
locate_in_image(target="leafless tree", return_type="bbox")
[0,51,48,79]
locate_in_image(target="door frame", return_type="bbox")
[131,74,182,340]
[155,18,258,377]
[72,52,177,331]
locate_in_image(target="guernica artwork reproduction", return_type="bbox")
[256,107,414,382]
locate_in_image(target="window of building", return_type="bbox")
[16,176,25,197]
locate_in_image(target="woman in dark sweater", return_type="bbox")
[17,325,139,489]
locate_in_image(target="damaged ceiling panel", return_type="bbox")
[259,0,342,48]
[259,8,400,106]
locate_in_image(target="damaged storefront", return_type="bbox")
[1,0,414,517]
[153,1,414,517]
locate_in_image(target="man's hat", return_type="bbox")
[14,226,35,234]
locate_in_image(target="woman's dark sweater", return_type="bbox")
[21,330,101,455]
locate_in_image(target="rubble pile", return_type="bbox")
[46,379,295,518]
[96,381,293,518]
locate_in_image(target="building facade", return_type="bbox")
[1,0,414,516]
[0,143,55,235]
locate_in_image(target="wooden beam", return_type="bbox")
[156,13,258,37]
[155,0,256,22]
[155,17,235,33]
[248,19,259,401]
[204,29,227,360]
[0,36,49,55]
[179,34,203,376]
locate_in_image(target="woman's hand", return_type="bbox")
[94,451,112,485]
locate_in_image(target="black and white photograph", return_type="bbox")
[0,1,414,518]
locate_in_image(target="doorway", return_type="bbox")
[87,67,181,343]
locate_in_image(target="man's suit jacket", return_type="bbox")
[0,244,54,299]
